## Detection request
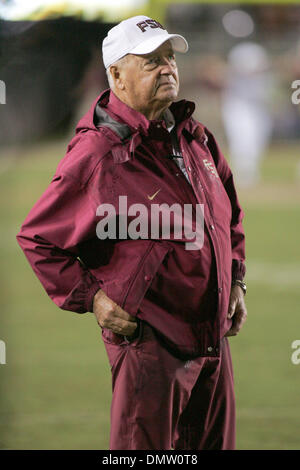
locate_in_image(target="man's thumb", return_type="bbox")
[227,300,236,319]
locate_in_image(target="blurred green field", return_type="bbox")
[0,139,300,450]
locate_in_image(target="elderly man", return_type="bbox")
[17,16,247,450]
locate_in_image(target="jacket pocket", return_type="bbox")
[102,318,144,348]
[120,241,171,317]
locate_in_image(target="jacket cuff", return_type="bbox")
[232,259,246,282]
[85,282,101,313]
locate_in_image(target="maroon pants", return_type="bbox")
[102,320,235,450]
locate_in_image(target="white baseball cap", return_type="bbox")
[102,15,188,69]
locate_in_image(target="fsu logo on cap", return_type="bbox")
[136,19,165,33]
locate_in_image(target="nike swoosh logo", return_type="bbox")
[147,189,161,200]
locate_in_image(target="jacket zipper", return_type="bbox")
[181,138,223,290]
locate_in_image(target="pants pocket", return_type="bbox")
[102,320,144,371]
[123,319,144,347]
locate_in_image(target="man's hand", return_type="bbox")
[225,285,247,337]
[93,289,138,337]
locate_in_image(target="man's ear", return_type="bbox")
[110,65,125,90]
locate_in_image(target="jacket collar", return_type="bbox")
[97,89,196,136]
[93,89,206,163]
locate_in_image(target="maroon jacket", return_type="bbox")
[16,89,246,358]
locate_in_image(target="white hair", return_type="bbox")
[106,67,114,89]
[106,55,129,90]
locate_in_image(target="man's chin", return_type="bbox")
[157,88,178,102]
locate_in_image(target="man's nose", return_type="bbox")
[159,58,176,74]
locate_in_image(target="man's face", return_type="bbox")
[118,41,179,119]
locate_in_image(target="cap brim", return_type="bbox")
[129,33,188,56]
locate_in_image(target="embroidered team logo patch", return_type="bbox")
[202,159,219,179]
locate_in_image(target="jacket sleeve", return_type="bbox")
[16,171,101,313]
[205,127,246,282]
